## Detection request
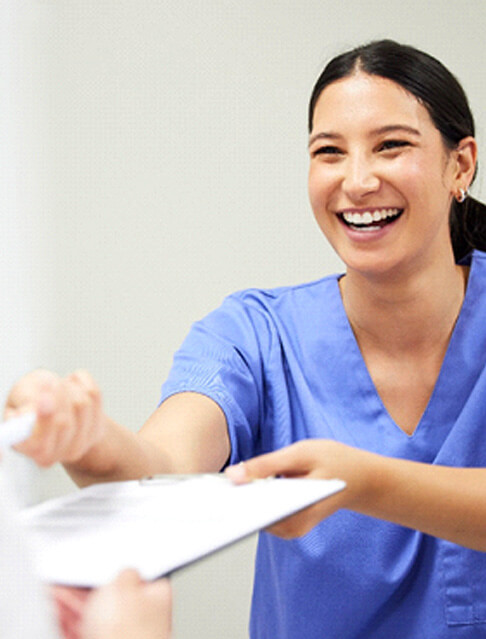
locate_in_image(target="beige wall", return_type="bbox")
[5,1,486,637]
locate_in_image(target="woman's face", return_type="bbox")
[308,72,459,278]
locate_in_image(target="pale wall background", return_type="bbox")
[3,1,486,637]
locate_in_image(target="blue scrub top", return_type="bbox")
[161,250,486,638]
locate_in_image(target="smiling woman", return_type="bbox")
[6,40,486,639]
[305,42,481,436]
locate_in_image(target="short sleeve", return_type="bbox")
[160,293,268,465]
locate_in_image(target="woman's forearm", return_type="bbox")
[230,440,486,550]
[359,453,486,550]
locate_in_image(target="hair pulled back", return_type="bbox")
[308,40,486,262]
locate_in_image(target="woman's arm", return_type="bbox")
[226,439,486,551]
[4,369,230,486]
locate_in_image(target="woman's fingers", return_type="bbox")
[226,440,320,484]
[226,440,355,538]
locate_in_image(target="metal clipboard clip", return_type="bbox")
[139,473,227,486]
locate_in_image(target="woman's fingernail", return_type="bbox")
[225,462,248,484]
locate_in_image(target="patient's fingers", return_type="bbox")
[3,368,106,467]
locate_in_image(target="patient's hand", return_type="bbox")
[4,369,106,467]
[81,570,172,639]
[52,570,172,639]
[51,583,91,639]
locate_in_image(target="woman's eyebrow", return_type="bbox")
[307,132,341,147]
[371,124,421,136]
[308,124,421,148]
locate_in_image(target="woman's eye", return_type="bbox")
[379,140,411,152]
[312,145,342,157]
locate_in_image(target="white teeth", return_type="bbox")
[362,212,373,224]
[342,208,401,226]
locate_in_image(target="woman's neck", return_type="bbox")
[339,252,469,357]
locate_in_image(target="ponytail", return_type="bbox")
[450,196,486,262]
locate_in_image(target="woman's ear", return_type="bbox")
[452,136,478,196]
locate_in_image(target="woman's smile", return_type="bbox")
[336,207,405,246]
[338,207,404,232]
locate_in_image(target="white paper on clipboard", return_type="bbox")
[17,474,345,587]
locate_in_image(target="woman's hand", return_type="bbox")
[226,439,378,538]
[227,441,486,551]
[3,369,106,467]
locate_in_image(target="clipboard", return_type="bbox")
[17,474,345,587]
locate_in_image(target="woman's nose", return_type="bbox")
[341,156,380,200]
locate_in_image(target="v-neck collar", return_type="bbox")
[330,251,481,448]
